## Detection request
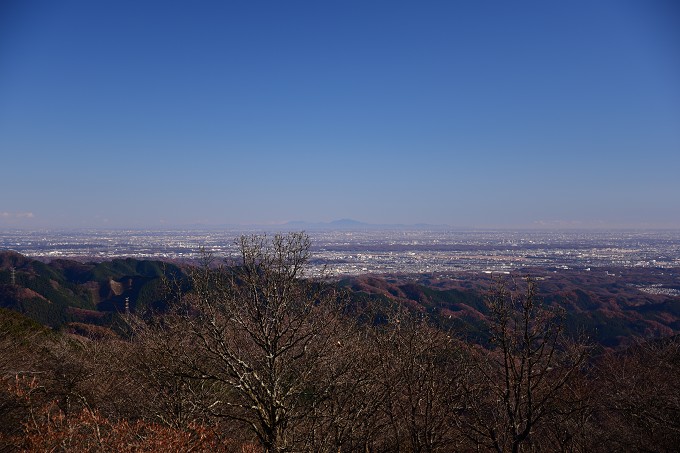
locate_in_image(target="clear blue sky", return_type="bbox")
[1,0,678,229]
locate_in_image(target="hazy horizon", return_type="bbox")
[2,218,680,232]
[2,1,679,230]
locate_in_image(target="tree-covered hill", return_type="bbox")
[1,250,679,347]
[341,267,680,347]
[0,251,184,329]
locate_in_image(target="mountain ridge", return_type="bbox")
[280,219,452,231]
[1,250,679,347]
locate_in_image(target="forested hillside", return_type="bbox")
[2,249,679,348]
[0,251,183,335]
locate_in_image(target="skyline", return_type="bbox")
[1,1,679,229]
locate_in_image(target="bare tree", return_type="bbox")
[594,335,680,452]
[168,232,349,452]
[461,276,591,452]
[291,316,385,452]
[122,317,221,429]
[373,310,467,452]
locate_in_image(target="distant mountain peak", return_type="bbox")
[279,219,449,231]
[329,219,366,226]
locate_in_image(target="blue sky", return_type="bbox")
[1,0,678,229]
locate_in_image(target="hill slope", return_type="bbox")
[2,251,679,347]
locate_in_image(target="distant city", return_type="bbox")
[2,228,679,277]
